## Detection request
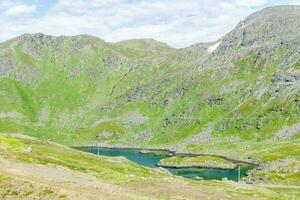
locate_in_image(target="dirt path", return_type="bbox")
[0,155,293,200]
[0,156,147,200]
[0,156,249,200]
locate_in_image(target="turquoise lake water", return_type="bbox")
[75,147,250,181]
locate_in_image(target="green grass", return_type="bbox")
[0,34,299,193]
[185,139,300,185]
[158,155,236,169]
[0,133,158,183]
[1,133,299,199]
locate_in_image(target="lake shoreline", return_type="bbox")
[73,145,254,181]
[72,145,258,167]
[156,164,236,170]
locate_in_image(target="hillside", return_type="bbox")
[0,5,299,182]
[0,6,298,145]
[1,133,299,199]
[0,5,300,199]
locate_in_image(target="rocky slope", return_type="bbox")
[0,5,299,162]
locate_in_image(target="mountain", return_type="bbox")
[0,5,299,158]
[0,5,299,198]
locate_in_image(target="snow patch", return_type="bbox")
[241,24,248,28]
[240,21,248,28]
[207,41,221,53]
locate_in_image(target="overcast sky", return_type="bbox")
[0,0,300,48]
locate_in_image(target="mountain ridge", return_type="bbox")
[4,5,299,50]
[0,5,299,151]
[0,5,299,199]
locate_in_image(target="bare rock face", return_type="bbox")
[0,112,22,119]
[244,158,299,183]
[187,6,300,71]
[276,123,300,140]
[171,125,213,151]
[0,59,15,78]
[219,6,300,53]
[38,108,49,125]
[273,73,300,85]
[20,33,49,60]
[125,111,148,124]
[97,131,116,139]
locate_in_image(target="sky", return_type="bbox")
[0,0,300,48]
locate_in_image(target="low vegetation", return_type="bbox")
[1,133,299,199]
[0,5,300,199]
[158,155,237,169]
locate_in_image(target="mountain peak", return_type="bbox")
[203,5,300,57]
[115,38,174,50]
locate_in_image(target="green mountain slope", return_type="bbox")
[0,5,299,160]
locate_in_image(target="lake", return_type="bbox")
[74,147,251,181]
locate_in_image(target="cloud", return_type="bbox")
[0,0,299,47]
[4,4,36,16]
[234,0,269,7]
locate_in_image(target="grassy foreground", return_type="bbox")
[0,134,299,199]
[0,133,299,199]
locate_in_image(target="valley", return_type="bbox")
[0,5,299,199]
